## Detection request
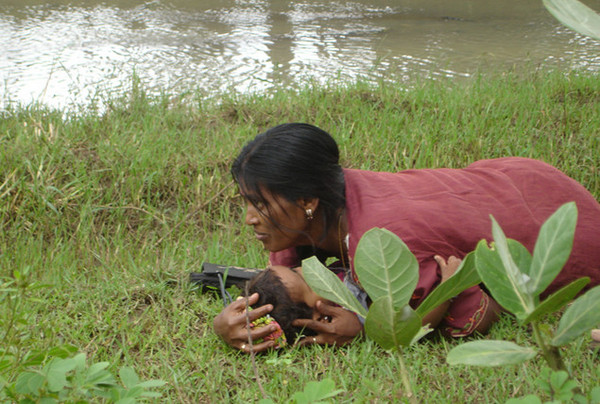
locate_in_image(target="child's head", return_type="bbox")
[246,265,318,343]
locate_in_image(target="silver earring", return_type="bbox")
[305,208,313,220]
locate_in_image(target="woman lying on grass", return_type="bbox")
[213,123,600,352]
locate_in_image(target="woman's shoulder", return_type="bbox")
[465,157,558,171]
[343,157,557,174]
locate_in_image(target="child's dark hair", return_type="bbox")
[246,267,316,343]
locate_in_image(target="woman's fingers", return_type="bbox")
[314,300,339,315]
[239,339,276,353]
[246,303,274,322]
[295,335,319,347]
[233,292,260,310]
[292,300,363,347]
[292,317,330,334]
[230,294,273,322]
[292,302,339,332]
[435,254,462,282]
[230,321,276,342]
[434,255,447,268]
[213,292,275,350]
[249,322,279,340]
[444,256,462,279]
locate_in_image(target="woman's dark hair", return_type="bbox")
[246,268,316,342]
[231,123,345,243]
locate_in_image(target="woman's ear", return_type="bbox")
[299,197,319,213]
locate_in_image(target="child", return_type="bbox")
[246,266,317,346]
[244,256,469,350]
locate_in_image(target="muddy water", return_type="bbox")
[1,0,600,111]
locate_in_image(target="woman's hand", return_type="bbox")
[434,255,462,282]
[212,293,278,353]
[420,255,463,329]
[291,300,363,347]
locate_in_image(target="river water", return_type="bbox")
[1,0,600,111]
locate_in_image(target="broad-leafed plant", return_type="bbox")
[303,202,600,402]
[302,227,480,401]
[447,202,600,402]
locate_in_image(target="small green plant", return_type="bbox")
[0,267,166,403]
[3,351,166,403]
[446,202,600,401]
[506,366,600,404]
[258,378,343,404]
[302,227,480,402]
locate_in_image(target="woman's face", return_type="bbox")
[242,187,309,252]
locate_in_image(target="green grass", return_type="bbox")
[1,69,599,402]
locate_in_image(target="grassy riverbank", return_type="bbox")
[1,69,599,402]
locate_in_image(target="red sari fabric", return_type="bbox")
[269,157,600,336]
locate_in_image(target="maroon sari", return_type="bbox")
[270,158,600,336]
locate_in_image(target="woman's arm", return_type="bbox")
[419,255,462,329]
[431,255,504,335]
[291,300,364,346]
[473,292,503,334]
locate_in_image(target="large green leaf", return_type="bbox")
[302,256,368,319]
[508,239,533,279]
[544,0,600,40]
[447,340,537,366]
[416,252,480,318]
[551,284,600,346]
[529,202,577,297]
[489,217,536,314]
[522,277,590,325]
[475,239,532,319]
[354,228,418,308]
[364,298,421,349]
